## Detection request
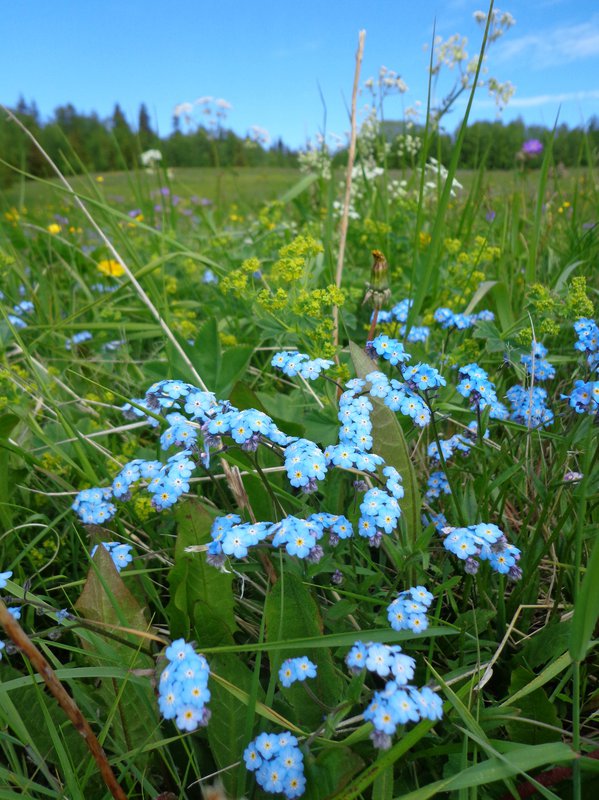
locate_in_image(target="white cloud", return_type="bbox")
[508,90,599,108]
[466,89,599,110]
[494,17,599,68]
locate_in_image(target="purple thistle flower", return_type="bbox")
[522,139,543,156]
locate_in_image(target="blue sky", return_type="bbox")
[2,0,598,149]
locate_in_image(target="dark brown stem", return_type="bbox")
[0,599,128,800]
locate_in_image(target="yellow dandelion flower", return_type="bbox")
[97,259,125,277]
[47,223,61,235]
[96,176,104,183]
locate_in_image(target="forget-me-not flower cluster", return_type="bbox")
[271,351,334,380]
[433,307,494,331]
[158,638,211,731]
[520,341,555,381]
[564,380,599,415]
[440,522,521,580]
[90,542,133,572]
[506,385,554,428]
[278,656,317,687]
[345,634,442,750]
[244,731,306,798]
[425,471,451,501]
[456,363,508,419]
[427,421,483,462]
[574,318,599,372]
[387,585,434,632]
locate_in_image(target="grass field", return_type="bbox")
[3,164,593,215]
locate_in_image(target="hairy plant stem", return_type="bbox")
[426,396,467,527]
[251,453,286,522]
[476,403,490,519]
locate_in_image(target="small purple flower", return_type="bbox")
[522,139,543,156]
[485,209,496,223]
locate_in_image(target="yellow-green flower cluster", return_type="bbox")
[220,235,344,357]
[566,277,594,319]
[527,277,595,337]
[433,235,501,311]
[220,257,261,297]
[271,235,323,282]
[258,200,284,232]
[359,218,391,247]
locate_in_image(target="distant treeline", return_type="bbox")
[379,119,599,171]
[1,98,597,188]
[0,99,296,187]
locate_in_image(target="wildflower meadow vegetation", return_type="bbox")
[0,7,598,800]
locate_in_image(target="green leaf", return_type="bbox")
[279,172,318,203]
[215,344,253,397]
[0,413,20,438]
[0,665,90,774]
[372,762,394,800]
[569,533,599,662]
[500,651,573,707]
[200,625,455,655]
[491,281,515,332]
[553,259,583,292]
[73,543,158,761]
[464,280,497,314]
[505,667,562,744]
[350,341,421,545]
[265,572,343,729]
[397,743,576,800]
[74,542,151,635]
[167,499,238,647]
[185,317,221,390]
[207,655,263,798]
[304,747,365,799]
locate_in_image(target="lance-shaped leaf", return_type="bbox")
[74,543,158,761]
[350,341,421,545]
[265,572,343,730]
[167,498,238,648]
